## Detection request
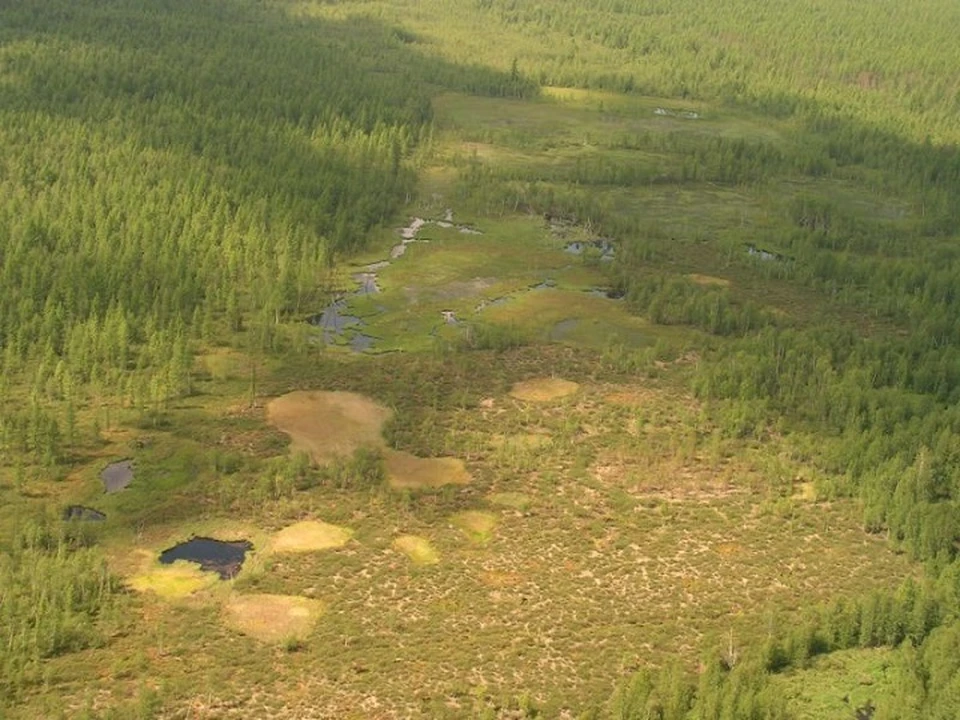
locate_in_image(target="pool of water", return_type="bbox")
[159,537,253,580]
[101,460,134,493]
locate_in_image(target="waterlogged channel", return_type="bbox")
[310,211,484,351]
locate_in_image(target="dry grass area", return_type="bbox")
[223,593,325,642]
[509,377,580,402]
[688,273,731,287]
[383,449,472,490]
[271,521,354,553]
[393,535,440,565]
[266,390,392,463]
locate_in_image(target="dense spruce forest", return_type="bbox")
[2,0,960,718]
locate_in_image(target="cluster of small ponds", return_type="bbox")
[307,213,625,350]
[64,456,255,579]
[62,459,136,523]
[309,211,486,349]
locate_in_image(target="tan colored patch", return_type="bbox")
[488,492,532,510]
[266,391,392,464]
[714,542,744,557]
[451,511,498,543]
[384,449,471,490]
[223,594,325,642]
[792,481,817,502]
[393,535,440,565]
[478,570,522,588]
[271,521,353,553]
[687,273,731,288]
[509,378,580,402]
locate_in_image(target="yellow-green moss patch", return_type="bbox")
[393,535,440,565]
[271,521,354,553]
[451,511,498,543]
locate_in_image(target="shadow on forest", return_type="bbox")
[0,0,535,252]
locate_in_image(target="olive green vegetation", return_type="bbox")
[2,0,960,718]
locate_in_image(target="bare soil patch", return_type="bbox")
[223,594,325,642]
[266,391,391,463]
[384,449,471,490]
[509,377,580,402]
[687,273,731,287]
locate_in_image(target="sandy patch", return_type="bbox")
[224,594,325,642]
[509,378,580,402]
[271,521,353,553]
[687,273,731,287]
[393,535,440,565]
[451,511,498,543]
[384,449,471,490]
[266,391,391,464]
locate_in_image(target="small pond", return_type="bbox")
[63,505,106,522]
[159,537,253,580]
[101,460,134,493]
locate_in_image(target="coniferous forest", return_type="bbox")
[2,1,960,718]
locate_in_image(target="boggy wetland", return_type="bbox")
[3,1,960,719]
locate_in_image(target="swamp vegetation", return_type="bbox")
[2,0,960,718]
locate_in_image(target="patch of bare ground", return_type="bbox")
[267,391,471,489]
[223,594,325,642]
[509,377,580,402]
[383,449,472,490]
[266,390,391,463]
[687,273,731,287]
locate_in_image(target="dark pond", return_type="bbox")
[159,537,253,579]
[101,460,134,493]
[63,505,106,522]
